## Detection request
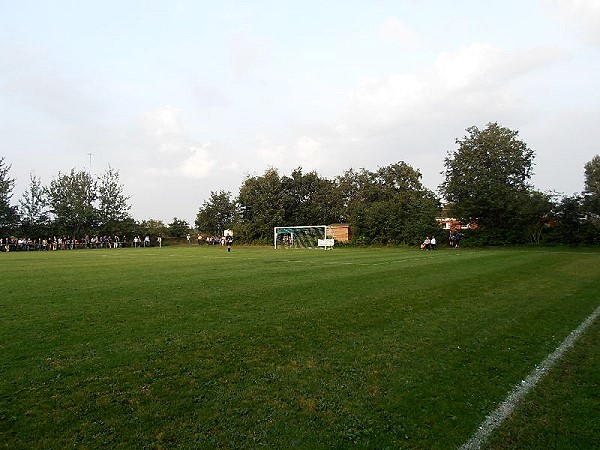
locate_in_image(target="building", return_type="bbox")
[327,223,351,242]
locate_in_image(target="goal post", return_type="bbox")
[274,225,332,249]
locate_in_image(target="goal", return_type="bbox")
[274,225,330,249]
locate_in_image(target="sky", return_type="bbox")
[1,0,599,225]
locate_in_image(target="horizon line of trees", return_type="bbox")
[2,122,600,247]
[0,164,193,244]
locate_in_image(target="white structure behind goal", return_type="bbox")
[274,225,333,249]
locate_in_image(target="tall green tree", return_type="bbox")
[237,168,285,242]
[281,168,342,226]
[440,122,535,244]
[341,162,439,245]
[46,169,97,237]
[549,195,585,244]
[583,155,600,218]
[195,190,237,236]
[584,155,600,196]
[138,219,167,240]
[168,218,190,238]
[19,173,50,237]
[519,190,554,244]
[0,157,19,236]
[97,167,131,235]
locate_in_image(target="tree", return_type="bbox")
[138,219,167,240]
[0,157,19,236]
[519,190,554,244]
[97,167,131,235]
[46,169,97,237]
[19,173,50,237]
[583,155,600,218]
[195,190,237,236]
[168,217,190,238]
[440,122,535,244]
[280,168,343,226]
[237,168,285,242]
[550,195,585,244]
[341,162,440,245]
[584,155,600,196]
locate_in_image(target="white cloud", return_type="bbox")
[0,44,110,127]
[134,105,219,178]
[254,134,332,175]
[178,143,218,178]
[228,32,272,76]
[255,134,287,169]
[542,0,600,46]
[192,82,232,108]
[434,43,563,91]
[339,42,563,135]
[141,105,185,139]
[344,74,427,131]
[295,136,328,169]
[435,43,499,90]
[381,17,421,49]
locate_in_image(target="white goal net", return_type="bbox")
[274,225,331,249]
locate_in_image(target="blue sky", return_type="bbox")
[1,0,599,224]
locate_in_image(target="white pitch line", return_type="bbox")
[459,304,600,450]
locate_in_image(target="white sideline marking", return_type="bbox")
[459,304,600,450]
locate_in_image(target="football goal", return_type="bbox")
[274,225,333,249]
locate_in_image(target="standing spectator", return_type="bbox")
[226,234,233,252]
[431,236,437,250]
[186,234,191,245]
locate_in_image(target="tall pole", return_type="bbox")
[87,153,93,172]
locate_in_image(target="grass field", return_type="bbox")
[1,245,598,449]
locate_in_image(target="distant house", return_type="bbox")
[327,223,351,242]
[437,204,477,231]
[436,217,477,231]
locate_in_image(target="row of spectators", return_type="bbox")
[0,235,156,252]
[195,234,230,246]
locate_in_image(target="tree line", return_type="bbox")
[2,122,599,247]
[0,165,191,245]
[198,122,600,246]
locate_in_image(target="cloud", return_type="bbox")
[178,143,218,178]
[0,45,103,123]
[380,17,421,49]
[135,105,219,178]
[141,105,185,139]
[241,40,567,191]
[343,73,427,131]
[296,136,326,167]
[228,32,272,76]
[542,0,600,46]
[254,134,332,175]
[192,82,232,108]
[255,134,288,169]
[434,42,563,90]
[340,42,563,135]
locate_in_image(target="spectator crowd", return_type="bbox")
[0,235,156,252]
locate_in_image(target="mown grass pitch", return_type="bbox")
[1,246,598,449]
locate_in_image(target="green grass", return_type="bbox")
[484,309,600,450]
[0,246,598,449]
